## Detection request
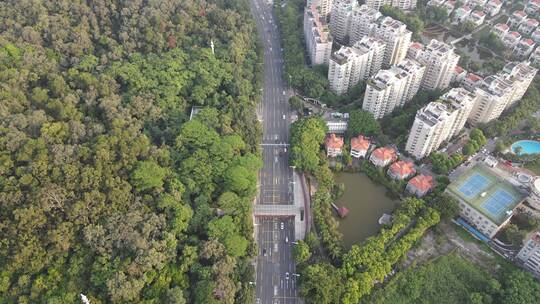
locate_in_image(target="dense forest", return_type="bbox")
[0,0,263,303]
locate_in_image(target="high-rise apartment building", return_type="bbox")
[328,37,386,95]
[304,5,333,65]
[440,87,476,139]
[307,0,335,18]
[415,39,460,91]
[329,0,359,43]
[362,60,423,118]
[349,5,382,44]
[500,62,538,108]
[365,0,417,10]
[468,75,514,126]
[373,17,412,67]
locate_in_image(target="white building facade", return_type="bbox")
[374,17,412,68]
[517,232,540,278]
[415,39,460,91]
[304,5,333,65]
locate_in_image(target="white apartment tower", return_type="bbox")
[500,62,538,108]
[349,5,382,44]
[307,0,334,18]
[440,88,476,139]
[468,75,514,126]
[365,0,417,10]
[328,37,386,95]
[362,60,424,119]
[304,5,333,65]
[374,17,412,67]
[517,232,540,278]
[415,39,460,91]
[329,0,359,43]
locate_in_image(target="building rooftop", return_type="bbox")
[325,133,344,149]
[509,31,522,38]
[446,164,526,225]
[378,16,410,35]
[455,65,465,74]
[472,10,486,18]
[513,10,527,18]
[417,102,451,127]
[519,38,535,47]
[371,146,397,162]
[458,5,472,13]
[489,0,502,5]
[350,135,370,151]
[525,18,540,26]
[408,175,434,192]
[495,23,509,31]
[424,39,456,58]
[410,42,423,50]
[466,73,483,82]
[441,87,476,106]
[306,5,331,43]
[389,160,416,177]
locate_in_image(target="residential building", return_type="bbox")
[443,0,456,13]
[502,31,522,48]
[350,135,371,158]
[440,87,476,138]
[329,0,359,43]
[407,42,424,60]
[365,0,388,10]
[307,0,334,18]
[328,37,386,95]
[304,5,333,65]
[468,10,486,26]
[362,60,425,119]
[427,0,445,6]
[513,38,536,57]
[468,0,487,6]
[374,17,412,67]
[454,5,472,23]
[532,28,540,43]
[453,65,467,83]
[530,46,540,66]
[492,23,510,39]
[528,178,540,210]
[326,119,348,133]
[365,0,417,10]
[446,164,526,238]
[525,0,540,15]
[484,0,503,17]
[518,18,539,35]
[517,232,540,278]
[508,10,527,28]
[406,175,434,197]
[325,133,344,157]
[369,146,397,167]
[468,75,514,125]
[388,160,416,180]
[415,39,460,91]
[462,73,484,92]
[500,61,538,108]
[348,5,381,44]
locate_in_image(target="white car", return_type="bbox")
[280,222,284,230]
[285,236,288,243]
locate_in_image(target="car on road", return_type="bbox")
[263,249,267,256]
[280,222,284,230]
[282,114,286,119]
[285,272,289,280]
[285,236,288,243]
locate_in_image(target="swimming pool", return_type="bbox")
[511,140,540,155]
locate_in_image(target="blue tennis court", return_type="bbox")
[458,172,490,198]
[482,189,517,217]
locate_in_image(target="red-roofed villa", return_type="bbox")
[325,133,344,157]
[369,147,397,167]
[387,160,416,180]
[350,135,370,158]
[406,175,434,197]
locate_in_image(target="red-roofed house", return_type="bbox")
[369,147,397,167]
[406,175,434,197]
[454,5,472,23]
[468,0,487,7]
[509,10,528,28]
[387,160,416,180]
[325,134,344,157]
[350,135,370,158]
[407,42,424,60]
[468,10,486,26]
[525,0,540,15]
[492,23,510,38]
[514,38,536,57]
[502,31,522,48]
[519,18,539,35]
[485,0,502,16]
[453,65,467,83]
[462,73,483,91]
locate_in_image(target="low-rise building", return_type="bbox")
[532,28,540,43]
[443,0,456,13]
[453,65,467,83]
[530,46,540,66]
[407,175,434,197]
[484,0,502,17]
[517,231,540,278]
[326,119,348,134]
[509,10,528,28]
[388,160,416,180]
[492,23,510,39]
[325,133,344,157]
[454,5,472,23]
[445,164,526,238]
[369,146,397,167]
[468,10,486,26]
[467,0,487,7]
[502,31,522,48]
[350,135,371,158]
[514,38,536,58]
[462,73,484,92]
[518,18,539,35]
[525,0,540,15]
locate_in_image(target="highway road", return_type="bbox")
[249,0,299,303]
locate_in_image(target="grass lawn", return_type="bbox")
[525,162,540,175]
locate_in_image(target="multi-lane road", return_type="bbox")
[250,0,299,303]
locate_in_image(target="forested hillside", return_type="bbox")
[0,0,262,303]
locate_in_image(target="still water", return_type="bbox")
[334,172,399,248]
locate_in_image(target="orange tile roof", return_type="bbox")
[350,135,370,151]
[371,147,397,162]
[466,73,483,82]
[455,65,465,74]
[325,134,344,149]
[389,160,416,177]
[408,175,434,192]
[410,42,423,50]
[495,23,509,30]
[514,10,527,18]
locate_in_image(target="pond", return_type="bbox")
[334,172,399,248]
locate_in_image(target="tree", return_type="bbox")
[299,263,344,304]
[130,160,167,191]
[290,117,327,173]
[292,240,311,263]
[433,194,460,220]
[500,269,540,304]
[346,110,381,138]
